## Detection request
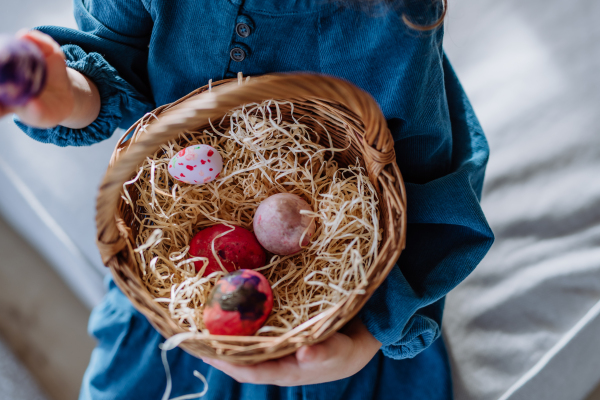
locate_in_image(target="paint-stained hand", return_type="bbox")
[2,30,100,129]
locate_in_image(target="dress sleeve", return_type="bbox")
[14,0,155,147]
[359,54,495,359]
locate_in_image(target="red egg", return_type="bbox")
[203,269,273,336]
[189,224,266,276]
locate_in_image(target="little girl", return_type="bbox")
[1,0,494,399]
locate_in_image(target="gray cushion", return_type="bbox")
[443,0,600,399]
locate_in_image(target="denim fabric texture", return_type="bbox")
[14,0,494,398]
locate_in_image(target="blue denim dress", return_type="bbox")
[16,0,494,398]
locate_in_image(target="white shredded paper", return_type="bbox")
[126,95,382,337]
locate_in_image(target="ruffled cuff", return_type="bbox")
[15,44,153,147]
[359,266,444,360]
[360,291,443,360]
[381,314,440,359]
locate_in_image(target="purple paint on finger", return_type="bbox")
[0,35,47,107]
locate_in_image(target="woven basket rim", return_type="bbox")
[96,73,407,363]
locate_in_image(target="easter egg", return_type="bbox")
[189,224,266,276]
[203,269,273,336]
[253,193,315,255]
[0,35,47,107]
[168,145,223,185]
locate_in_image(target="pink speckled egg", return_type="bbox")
[168,145,223,185]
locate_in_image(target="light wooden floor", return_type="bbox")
[0,216,95,400]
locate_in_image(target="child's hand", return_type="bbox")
[0,30,100,129]
[201,317,382,386]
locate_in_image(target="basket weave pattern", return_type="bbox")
[96,74,407,363]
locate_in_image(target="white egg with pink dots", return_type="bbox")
[168,145,223,185]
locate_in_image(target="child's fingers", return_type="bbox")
[296,344,319,363]
[202,355,300,385]
[16,29,62,57]
[201,358,261,383]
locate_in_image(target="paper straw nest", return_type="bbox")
[123,98,382,336]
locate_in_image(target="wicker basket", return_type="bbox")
[95,73,407,364]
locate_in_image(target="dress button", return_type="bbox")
[236,22,251,38]
[230,47,246,62]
